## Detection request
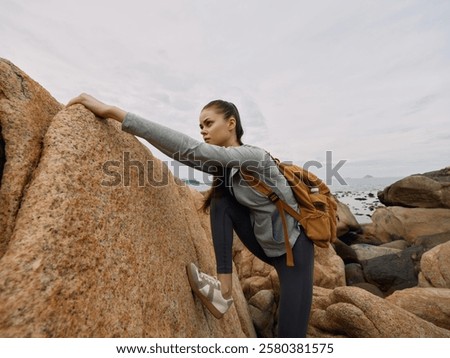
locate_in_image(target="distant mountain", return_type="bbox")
[363,175,374,179]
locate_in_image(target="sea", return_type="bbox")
[328,176,403,193]
[329,177,402,224]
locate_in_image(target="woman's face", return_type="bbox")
[199,107,237,147]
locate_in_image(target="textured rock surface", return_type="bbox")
[336,198,361,236]
[313,245,346,288]
[419,241,450,289]
[351,243,402,261]
[309,286,450,337]
[415,232,450,250]
[361,245,425,294]
[0,58,62,257]
[248,290,276,337]
[386,287,450,330]
[378,171,450,209]
[345,263,365,285]
[362,206,450,245]
[0,60,254,337]
[333,239,359,264]
[380,240,409,250]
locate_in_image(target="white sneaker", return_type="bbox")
[186,262,233,319]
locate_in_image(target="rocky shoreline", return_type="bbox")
[334,190,382,224]
[234,168,450,337]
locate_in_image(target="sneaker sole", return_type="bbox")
[186,264,224,319]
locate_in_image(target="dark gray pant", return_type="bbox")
[210,192,315,338]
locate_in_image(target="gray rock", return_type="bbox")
[361,246,426,294]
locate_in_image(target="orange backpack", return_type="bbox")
[241,156,338,267]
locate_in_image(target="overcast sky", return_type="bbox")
[1,0,449,181]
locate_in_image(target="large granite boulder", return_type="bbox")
[0,58,254,338]
[361,245,425,295]
[386,287,450,330]
[335,198,361,237]
[419,240,450,289]
[309,286,450,337]
[378,169,450,209]
[362,206,450,245]
[350,243,402,261]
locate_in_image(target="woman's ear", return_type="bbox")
[228,117,237,131]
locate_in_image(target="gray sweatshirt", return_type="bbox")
[122,112,301,257]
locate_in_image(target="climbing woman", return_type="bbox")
[67,93,315,338]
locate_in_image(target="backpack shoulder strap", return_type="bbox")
[240,171,298,267]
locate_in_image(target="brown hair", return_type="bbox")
[201,100,244,212]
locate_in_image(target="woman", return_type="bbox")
[67,94,314,338]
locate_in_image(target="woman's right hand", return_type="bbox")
[66,93,126,122]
